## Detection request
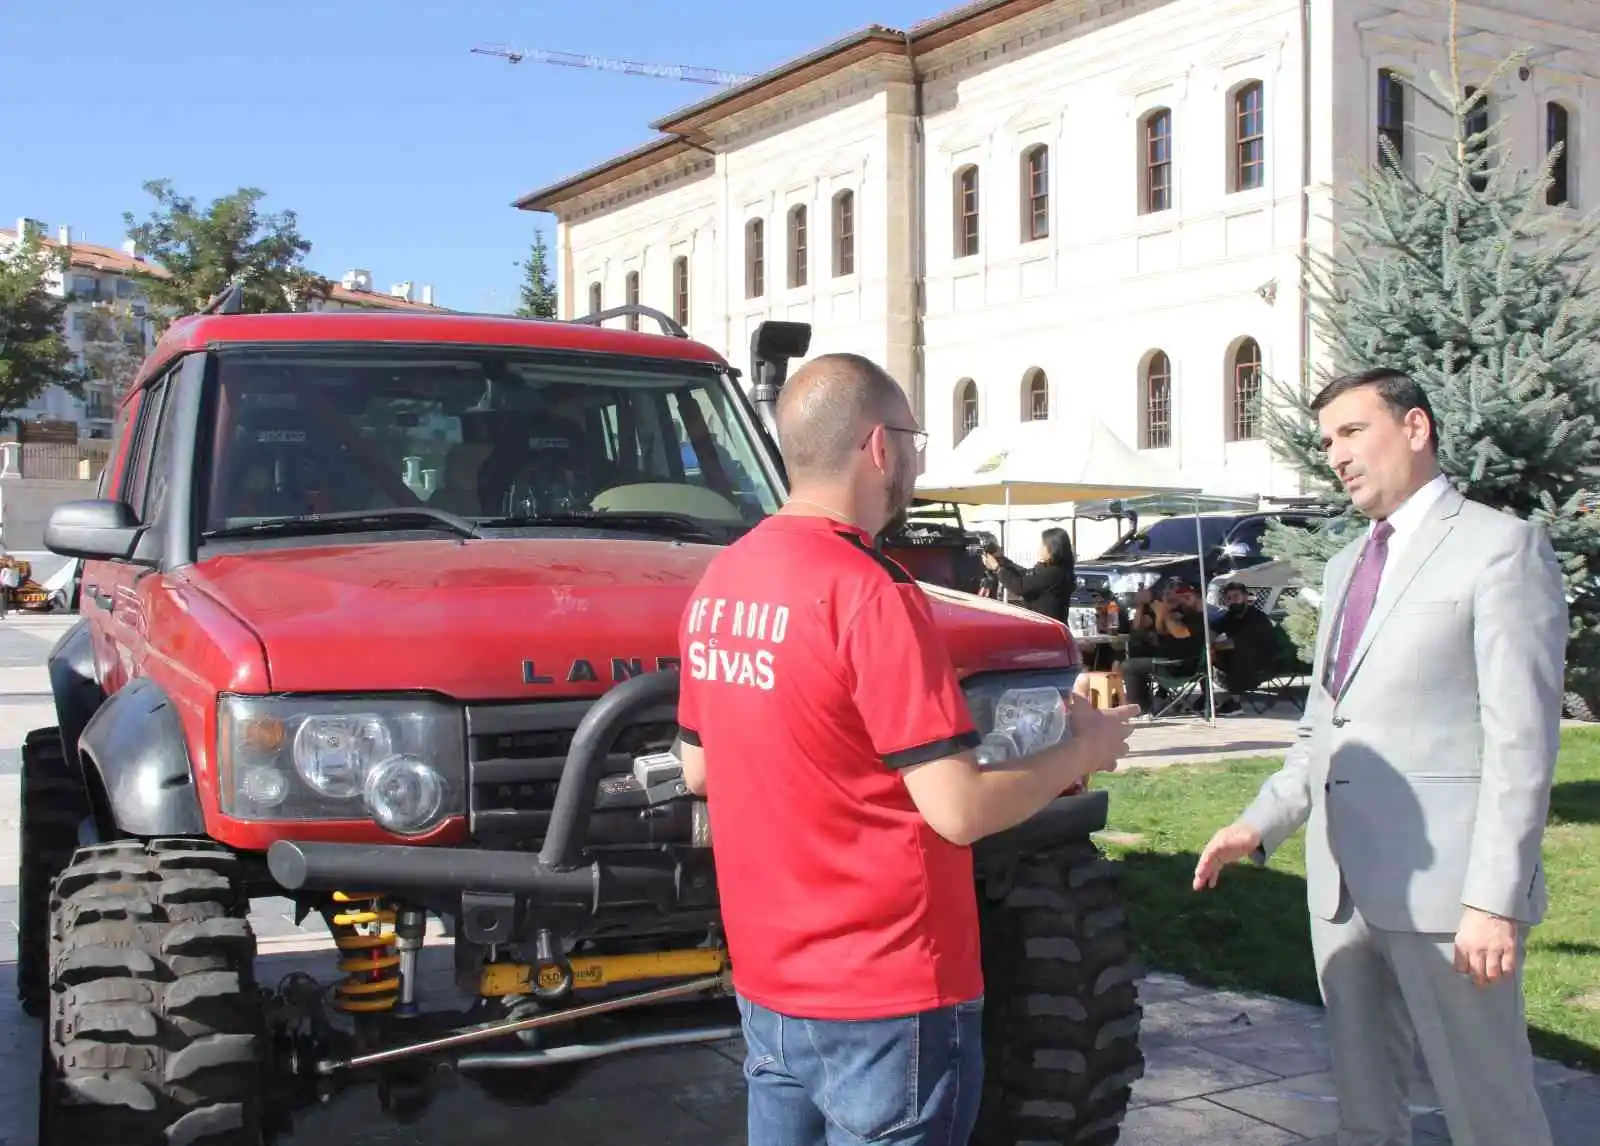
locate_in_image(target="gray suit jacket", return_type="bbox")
[1238,484,1568,934]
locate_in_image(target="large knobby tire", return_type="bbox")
[973,839,1145,1146]
[39,838,268,1146]
[18,726,90,1018]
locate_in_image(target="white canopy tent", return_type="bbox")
[915,417,1228,723]
[915,417,1199,507]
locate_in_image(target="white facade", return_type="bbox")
[521,0,1600,508]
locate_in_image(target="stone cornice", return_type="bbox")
[566,155,716,224]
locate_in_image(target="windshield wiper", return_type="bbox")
[475,510,726,542]
[202,507,480,541]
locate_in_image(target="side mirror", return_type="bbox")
[44,499,143,561]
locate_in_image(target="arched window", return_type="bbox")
[832,190,855,276]
[1377,68,1406,169]
[745,217,764,299]
[1021,146,1049,241]
[1141,109,1173,213]
[1231,82,1265,191]
[1140,352,1172,449]
[588,281,602,315]
[672,256,689,326]
[954,165,980,257]
[788,205,808,289]
[1465,86,1490,192]
[1022,368,1048,421]
[955,379,979,444]
[624,270,640,330]
[1547,101,1574,207]
[1228,338,1262,441]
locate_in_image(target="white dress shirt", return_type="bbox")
[1371,471,1449,597]
[1328,471,1449,660]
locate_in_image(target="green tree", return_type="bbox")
[516,229,558,318]
[80,300,151,407]
[122,180,331,327]
[1259,11,1600,699]
[0,228,81,417]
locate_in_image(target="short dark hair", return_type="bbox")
[1039,526,1074,566]
[1310,367,1437,450]
[1223,581,1248,595]
[775,353,908,479]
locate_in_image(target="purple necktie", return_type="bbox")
[1327,520,1394,695]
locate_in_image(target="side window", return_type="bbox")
[141,377,181,524]
[103,388,145,500]
[121,374,172,519]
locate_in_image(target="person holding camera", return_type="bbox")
[979,526,1075,622]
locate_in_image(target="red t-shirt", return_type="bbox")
[676,512,984,1019]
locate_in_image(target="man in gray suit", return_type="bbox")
[1193,368,1567,1146]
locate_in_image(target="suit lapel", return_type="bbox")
[1316,542,1361,693]
[1337,487,1462,695]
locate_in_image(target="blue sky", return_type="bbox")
[3,0,941,313]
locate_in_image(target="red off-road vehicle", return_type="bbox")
[19,290,1144,1145]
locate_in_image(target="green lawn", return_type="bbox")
[1090,725,1600,1072]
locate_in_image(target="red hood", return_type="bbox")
[186,539,1078,698]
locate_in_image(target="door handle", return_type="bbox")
[90,587,114,611]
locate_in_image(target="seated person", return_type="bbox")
[1121,580,1207,714]
[1209,581,1279,713]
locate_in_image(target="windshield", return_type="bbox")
[1099,516,1235,557]
[199,345,783,537]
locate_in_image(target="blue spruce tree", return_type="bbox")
[1260,26,1600,704]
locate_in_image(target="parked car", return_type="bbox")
[1074,507,1333,606]
[1204,556,1311,617]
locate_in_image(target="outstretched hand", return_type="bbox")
[1193,821,1262,890]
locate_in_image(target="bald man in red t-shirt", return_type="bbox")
[674,353,1138,1146]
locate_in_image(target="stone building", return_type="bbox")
[515,0,1596,502]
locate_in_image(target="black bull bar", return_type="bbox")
[266,669,1111,905]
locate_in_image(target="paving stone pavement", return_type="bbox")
[1,612,1597,1144]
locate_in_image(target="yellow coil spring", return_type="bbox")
[328,891,401,1013]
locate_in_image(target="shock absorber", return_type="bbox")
[327,892,401,1014]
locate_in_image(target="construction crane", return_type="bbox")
[470,43,754,87]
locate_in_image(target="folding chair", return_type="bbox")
[1147,657,1211,718]
[1239,624,1313,715]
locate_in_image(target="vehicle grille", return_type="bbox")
[1076,572,1110,595]
[464,699,680,845]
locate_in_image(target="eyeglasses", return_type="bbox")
[882,425,928,453]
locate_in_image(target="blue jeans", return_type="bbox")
[736,992,985,1146]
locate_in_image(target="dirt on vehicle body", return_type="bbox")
[19,293,1144,1146]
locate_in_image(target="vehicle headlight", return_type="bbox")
[219,694,465,835]
[963,668,1077,768]
[1108,571,1160,596]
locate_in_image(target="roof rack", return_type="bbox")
[199,281,246,316]
[570,304,687,339]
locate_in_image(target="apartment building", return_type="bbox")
[0,219,445,439]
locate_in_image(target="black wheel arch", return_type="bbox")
[46,617,104,770]
[77,674,206,839]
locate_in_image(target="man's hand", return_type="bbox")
[1066,692,1140,777]
[1193,821,1262,890]
[1454,907,1519,988]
